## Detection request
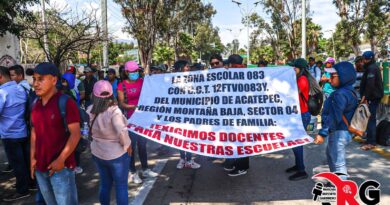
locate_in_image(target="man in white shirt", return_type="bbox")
[307,57,321,83]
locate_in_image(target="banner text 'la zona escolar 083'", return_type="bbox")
[128,67,313,158]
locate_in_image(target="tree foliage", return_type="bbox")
[0,0,39,36]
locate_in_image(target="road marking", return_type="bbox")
[129,159,168,205]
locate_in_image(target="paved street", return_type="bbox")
[1,137,389,205]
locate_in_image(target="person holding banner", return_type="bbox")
[224,54,250,177]
[285,58,310,181]
[87,80,132,205]
[173,60,201,169]
[117,61,157,184]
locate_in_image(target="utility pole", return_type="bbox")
[325,30,337,60]
[246,1,250,64]
[40,0,49,62]
[301,0,306,58]
[101,0,108,69]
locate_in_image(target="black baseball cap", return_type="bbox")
[33,62,60,76]
[227,54,243,65]
[106,68,116,74]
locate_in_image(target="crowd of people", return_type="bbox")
[0,50,386,204]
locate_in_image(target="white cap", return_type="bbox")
[325,67,337,73]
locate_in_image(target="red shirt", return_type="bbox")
[31,92,80,172]
[117,78,143,118]
[297,75,309,113]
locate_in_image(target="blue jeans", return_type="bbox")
[326,130,352,180]
[180,151,192,161]
[35,168,78,205]
[93,153,130,205]
[292,112,311,172]
[366,100,379,145]
[129,132,148,173]
[2,137,31,194]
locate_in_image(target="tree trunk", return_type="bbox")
[351,44,360,57]
[370,38,376,53]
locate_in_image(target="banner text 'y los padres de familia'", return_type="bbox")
[128,67,312,158]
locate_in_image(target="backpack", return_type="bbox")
[58,94,90,152]
[22,86,37,138]
[300,70,324,116]
[376,120,390,146]
[342,103,370,137]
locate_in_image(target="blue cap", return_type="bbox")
[34,62,60,76]
[106,68,116,74]
[362,51,374,59]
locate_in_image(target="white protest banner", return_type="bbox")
[128,67,313,158]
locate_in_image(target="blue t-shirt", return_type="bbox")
[322,72,335,95]
[111,79,119,98]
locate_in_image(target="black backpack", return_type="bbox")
[22,86,37,138]
[300,70,324,116]
[376,120,390,146]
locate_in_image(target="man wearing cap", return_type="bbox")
[30,63,80,204]
[150,64,167,74]
[221,54,250,177]
[83,67,97,108]
[226,54,246,68]
[257,60,268,67]
[106,68,119,98]
[307,57,321,83]
[360,51,384,150]
[0,66,31,201]
[314,62,358,180]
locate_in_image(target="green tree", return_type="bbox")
[260,0,307,59]
[192,22,224,62]
[0,0,39,36]
[364,0,389,54]
[153,43,175,64]
[332,0,370,56]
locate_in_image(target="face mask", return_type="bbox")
[128,72,139,81]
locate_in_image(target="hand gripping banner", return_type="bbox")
[128,67,313,158]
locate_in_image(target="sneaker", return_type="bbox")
[285,165,298,173]
[228,169,247,177]
[2,165,13,173]
[142,169,158,178]
[223,165,235,172]
[74,166,83,174]
[288,171,308,181]
[185,160,201,169]
[3,192,31,202]
[130,172,143,184]
[176,159,186,169]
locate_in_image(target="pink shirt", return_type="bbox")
[117,78,143,118]
[87,106,131,160]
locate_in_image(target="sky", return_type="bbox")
[34,0,341,48]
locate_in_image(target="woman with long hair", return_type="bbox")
[87,80,132,205]
[285,58,311,181]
